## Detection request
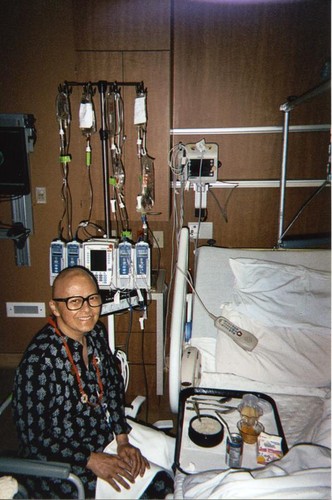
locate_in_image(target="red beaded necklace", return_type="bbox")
[48,316,104,407]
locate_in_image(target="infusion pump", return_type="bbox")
[83,239,117,289]
[50,238,151,290]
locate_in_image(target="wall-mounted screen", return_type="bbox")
[0,126,31,195]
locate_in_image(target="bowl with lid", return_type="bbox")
[189,414,224,447]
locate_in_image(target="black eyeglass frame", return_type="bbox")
[52,293,102,311]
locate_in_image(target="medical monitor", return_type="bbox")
[0,114,35,196]
[83,238,118,289]
[185,142,218,183]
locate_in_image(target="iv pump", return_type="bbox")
[50,240,66,285]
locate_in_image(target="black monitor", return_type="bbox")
[0,125,31,195]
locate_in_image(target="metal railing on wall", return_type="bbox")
[170,79,331,248]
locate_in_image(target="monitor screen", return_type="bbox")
[0,127,30,195]
[188,158,215,179]
[90,249,107,271]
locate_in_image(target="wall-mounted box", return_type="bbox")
[6,302,45,318]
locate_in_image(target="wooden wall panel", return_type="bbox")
[172,0,330,128]
[171,0,330,254]
[73,0,171,51]
[174,130,330,180]
[182,186,330,279]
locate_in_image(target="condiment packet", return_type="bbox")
[256,431,283,465]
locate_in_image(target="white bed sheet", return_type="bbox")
[189,246,331,447]
[173,444,331,499]
[173,339,331,499]
[171,245,331,499]
[190,337,330,447]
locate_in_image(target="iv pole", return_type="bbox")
[63,80,144,238]
[277,78,331,248]
[98,81,111,238]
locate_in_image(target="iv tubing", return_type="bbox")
[98,81,111,238]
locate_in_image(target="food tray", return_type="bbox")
[175,387,288,474]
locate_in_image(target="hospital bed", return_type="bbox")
[169,227,331,499]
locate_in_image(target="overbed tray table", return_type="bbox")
[175,388,288,474]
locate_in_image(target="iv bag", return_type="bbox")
[56,92,71,125]
[106,92,116,136]
[79,92,96,136]
[112,156,125,190]
[140,155,155,211]
[134,95,147,125]
[106,91,123,137]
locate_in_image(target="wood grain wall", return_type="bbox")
[172,0,330,249]
[0,1,330,391]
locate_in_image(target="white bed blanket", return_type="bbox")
[190,337,331,447]
[173,444,331,499]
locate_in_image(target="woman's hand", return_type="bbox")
[86,451,136,492]
[116,434,150,479]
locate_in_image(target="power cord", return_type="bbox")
[115,349,130,392]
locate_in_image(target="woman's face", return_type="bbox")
[49,270,101,341]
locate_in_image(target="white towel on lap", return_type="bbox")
[95,420,175,499]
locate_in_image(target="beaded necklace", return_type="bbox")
[48,316,104,407]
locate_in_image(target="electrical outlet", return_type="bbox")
[153,231,164,248]
[36,186,47,204]
[188,222,213,239]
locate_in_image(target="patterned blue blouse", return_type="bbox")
[12,319,131,498]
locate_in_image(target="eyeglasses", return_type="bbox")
[53,293,102,311]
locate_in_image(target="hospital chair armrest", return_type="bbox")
[0,457,71,478]
[0,457,85,499]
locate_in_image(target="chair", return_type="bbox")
[0,394,85,499]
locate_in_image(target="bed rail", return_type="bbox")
[169,227,190,413]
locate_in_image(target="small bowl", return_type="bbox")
[189,415,224,448]
[237,419,264,444]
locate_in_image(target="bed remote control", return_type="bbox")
[214,316,258,351]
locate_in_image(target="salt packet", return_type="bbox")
[256,431,283,465]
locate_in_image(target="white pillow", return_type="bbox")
[229,258,331,329]
[215,304,331,388]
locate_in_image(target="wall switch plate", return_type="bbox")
[6,302,46,317]
[36,187,47,204]
[153,231,164,248]
[188,222,213,239]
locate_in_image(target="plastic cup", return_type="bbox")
[237,419,264,444]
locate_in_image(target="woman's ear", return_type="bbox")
[49,300,60,317]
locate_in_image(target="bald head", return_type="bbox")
[52,266,99,299]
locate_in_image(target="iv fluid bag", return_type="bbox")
[79,99,96,136]
[56,92,71,124]
[106,92,116,136]
[106,92,123,136]
[112,156,125,189]
[140,155,154,211]
[134,95,147,125]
